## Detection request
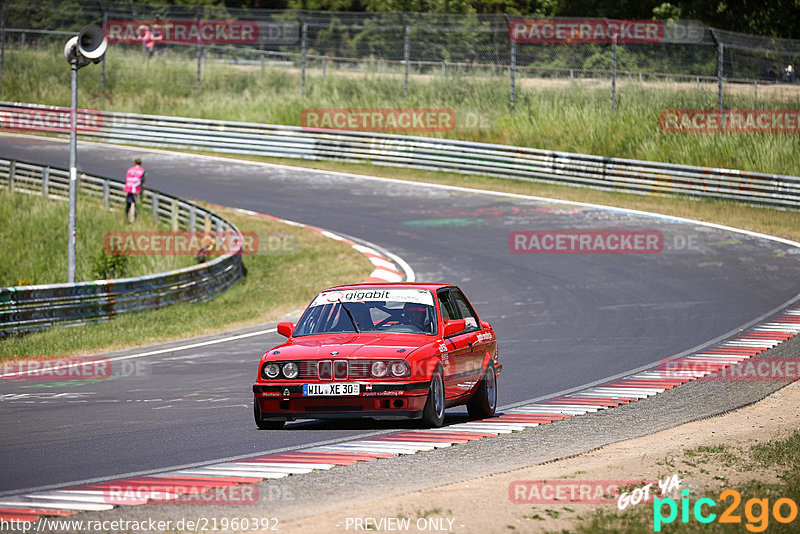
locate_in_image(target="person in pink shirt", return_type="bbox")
[123,158,147,223]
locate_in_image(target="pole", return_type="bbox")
[68,60,78,283]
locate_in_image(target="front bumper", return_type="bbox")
[253,381,429,420]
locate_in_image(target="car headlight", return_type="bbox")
[390,361,410,377]
[371,360,388,378]
[282,362,299,379]
[263,363,280,379]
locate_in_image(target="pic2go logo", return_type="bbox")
[654,489,799,532]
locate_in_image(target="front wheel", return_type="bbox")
[467,364,497,419]
[421,367,445,427]
[254,398,285,430]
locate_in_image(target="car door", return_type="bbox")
[449,287,490,387]
[437,288,479,401]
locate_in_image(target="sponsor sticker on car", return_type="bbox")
[303,383,361,396]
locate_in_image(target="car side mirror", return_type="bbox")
[443,318,466,338]
[277,322,294,337]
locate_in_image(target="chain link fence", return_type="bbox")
[1,2,799,109]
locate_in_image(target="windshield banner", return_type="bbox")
[311,289,434,307]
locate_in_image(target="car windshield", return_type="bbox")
[293,288,437,336]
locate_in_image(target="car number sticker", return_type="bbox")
[303,383,361,396]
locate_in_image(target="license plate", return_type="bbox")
[303,383,361,396]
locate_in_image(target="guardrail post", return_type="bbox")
[171,199,179,231]
[102,179,109,210]
[322,56,327,78]
[754,81,758,108]
[260,50,265,73]
[42,166,49,198]
[301,22,307,95]
[189,205,197,231]
[8,160,14,192]
[441,61,445,78]
[151,192,159,221]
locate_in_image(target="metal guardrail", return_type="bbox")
[0,156,244,336]
[2,101,797,210]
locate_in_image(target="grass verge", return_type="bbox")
[0,190,194,287]
[2,47,798,177]
[0,201,374,360]
[566,430,800,533]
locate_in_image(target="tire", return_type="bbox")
[253,398,285,430]
[421,367,445,428]
[467,364,497,420]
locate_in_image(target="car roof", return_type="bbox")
[324,282,456,292]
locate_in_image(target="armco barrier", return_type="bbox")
[0,157,243,336]
[1,101,798,209]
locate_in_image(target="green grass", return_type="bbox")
[0,200,374,359]
[2,46,798,177]
[560,431,800,533]
[0,190,193,286]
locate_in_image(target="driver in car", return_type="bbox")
[403,302,429,332]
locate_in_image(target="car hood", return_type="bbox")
[269,333,430,360]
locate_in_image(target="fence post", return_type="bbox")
[260,50,265,73]
[505,14,516,110]
[717,41,723,112]
[754,81,758,107]
[1,1,6,85]
[611,36,617,111]
[403,21,410,96]
[8,159,14,192]
[301,21,307,95]
[99,2,108,90]
[441,61,445,77]
[195,7,202,94]
[42,166,49,198]
[152,192,159,221]
[510,38,516,109]
[322,56,327,77]
[102,179,109,210]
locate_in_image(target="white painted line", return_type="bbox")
[358,440,453,448]
[0,499,114,511]
[208,463,315,475]
[170,469,287,479]
[0,327,277,379]
[368,268,404,282]
[234,461,334,470]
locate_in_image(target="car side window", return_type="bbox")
[451,289,480,332]
[437,290,459,324]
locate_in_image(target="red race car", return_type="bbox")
[253,283,500,429]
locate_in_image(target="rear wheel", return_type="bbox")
[467,364,497,419]
[421,367,445,427]
[253,398,285,430]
